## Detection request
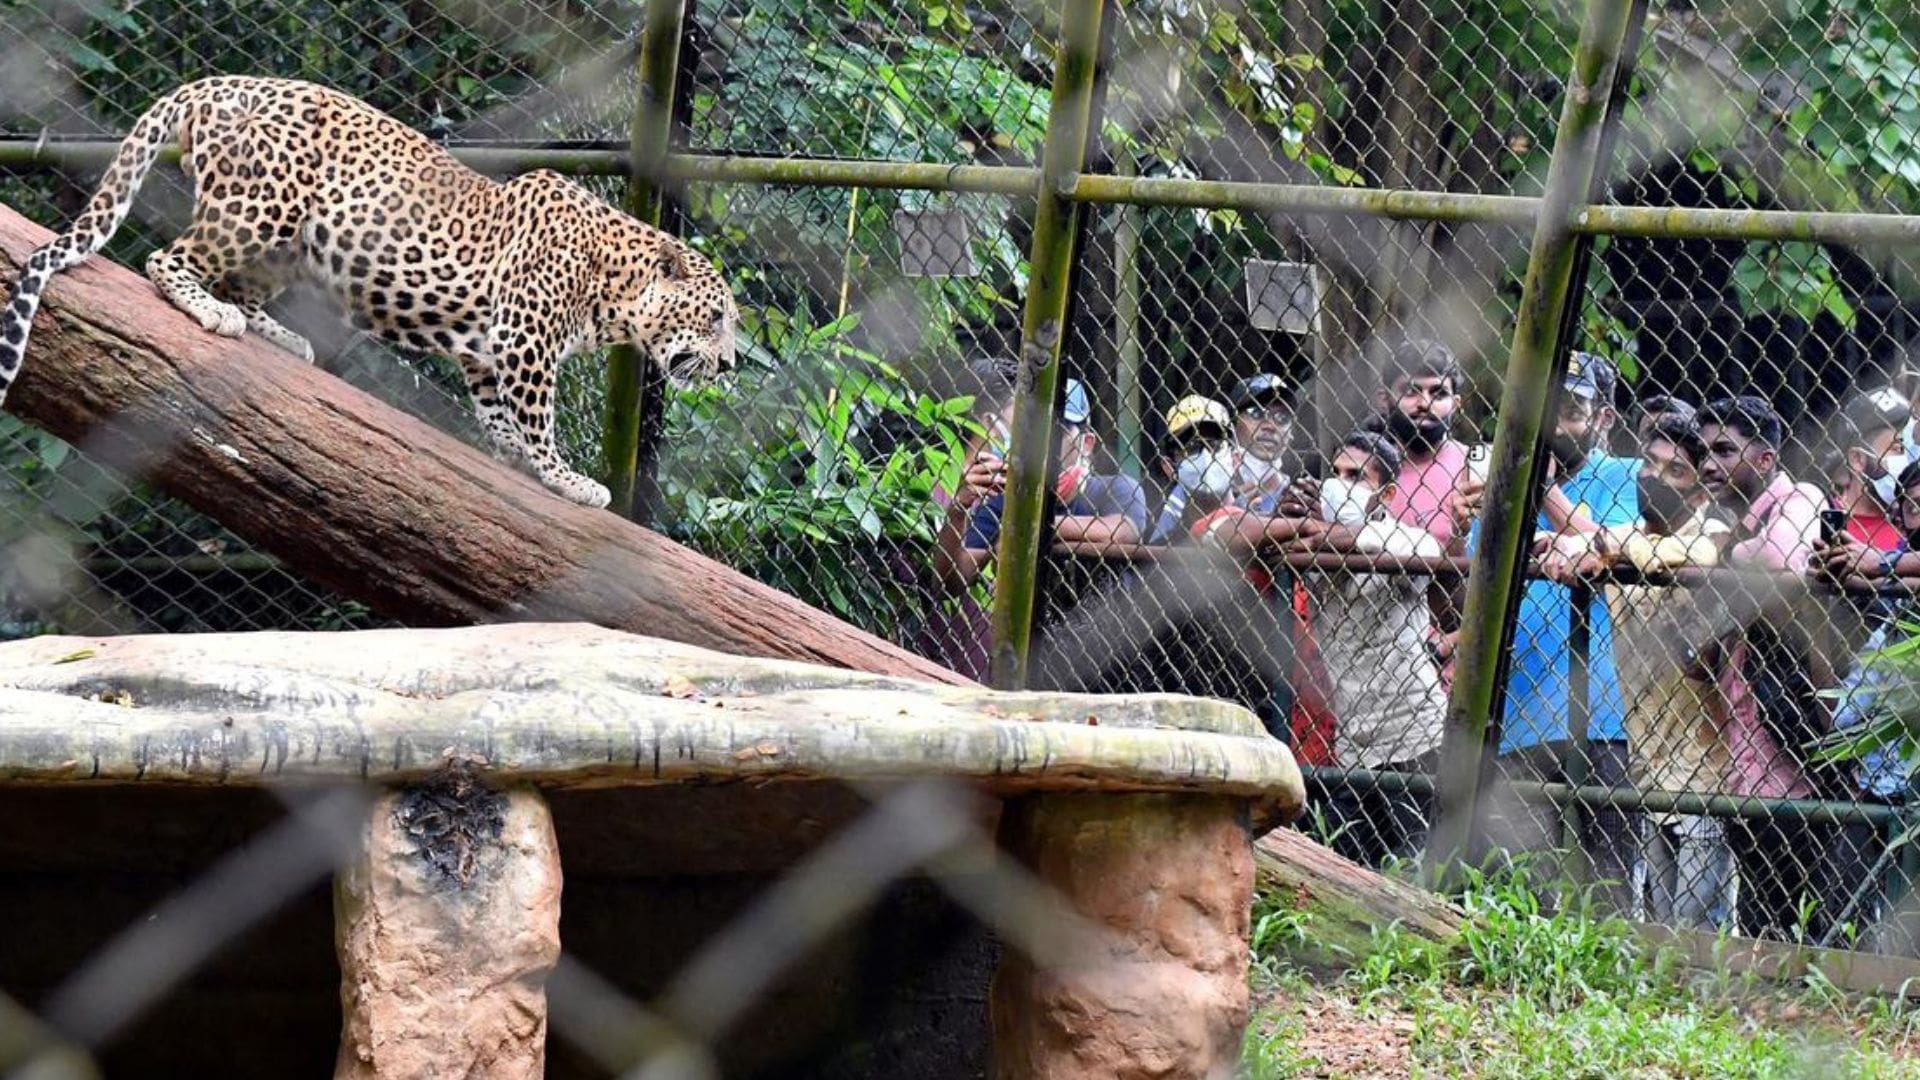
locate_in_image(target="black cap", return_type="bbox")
[1563,351,1617,404]
[1230,372,1293,414]
[1841,386,1911,442]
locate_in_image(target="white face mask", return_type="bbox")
[1237,452,1284,486]
[1177,447,1236,501]
[1906,418,1920,464]
[1871,450,1910,508]
[1319,476,1376,528]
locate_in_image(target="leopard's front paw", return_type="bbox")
[197,300,248,338]
[546,471,612,510]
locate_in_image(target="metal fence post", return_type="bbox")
[1560,581,1594,884]
[603,0,691,520]
[987,0,1109,691]
[1424,0,1638,888]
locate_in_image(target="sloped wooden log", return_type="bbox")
[1252,829,1464,971]
[0,201,962,685]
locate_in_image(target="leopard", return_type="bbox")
[0,75,739,509]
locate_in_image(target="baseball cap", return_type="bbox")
[1562,351,1617,403]
[1841,385,1911,441]
[1230,372,1293,414]
[1164,395,1233,442]
[1060,377,1091,425]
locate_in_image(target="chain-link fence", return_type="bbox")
[5,0,1920,1073]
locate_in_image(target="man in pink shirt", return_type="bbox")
[1696,394,1832,940]
[1373,339,1482,683]
[1376,339,1481,553]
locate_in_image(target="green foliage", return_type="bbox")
[1732,240,1859,328]
[52,0,600,133]
[1768,0,1920,215]
[1815,618,1920,782]
[658,307,985,636]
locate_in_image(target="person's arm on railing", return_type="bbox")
[1054,512,1141,545]
[1214,509,1323,558]
[1052,474,1146,546]
[1812,532,1920,595]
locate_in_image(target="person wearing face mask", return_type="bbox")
[1484,351,1642,912]
[1229,373,1295,511]
[1829,388,1912,553]
[1575,417,1737,930]
[1150,395,1241,543]
[1114,395,1321,741]
[1276,430,1448,866]
[933,373,1148,679]
[1813,426,1920,954]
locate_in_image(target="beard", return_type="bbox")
[1548,431,1593,476]
[1386,409,1450,455]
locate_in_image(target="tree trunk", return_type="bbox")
[0,202,966,685]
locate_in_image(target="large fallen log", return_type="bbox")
[0,201,963,684]
[1253,829,1464,971]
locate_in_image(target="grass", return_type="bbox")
[1241,859,1920,1079]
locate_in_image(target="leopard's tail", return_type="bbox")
[0,83,194,406]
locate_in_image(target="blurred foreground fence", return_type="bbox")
[7,0,1920,1070]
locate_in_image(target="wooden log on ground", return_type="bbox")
[0,201,963,685]
[1252,830,1463,971]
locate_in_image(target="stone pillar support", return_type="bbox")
[334,771,562,1080]
[990,793,1254,1080]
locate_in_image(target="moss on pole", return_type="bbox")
[986,0,1109,691]
[1425,0,1639,888]
[601,0,690,520]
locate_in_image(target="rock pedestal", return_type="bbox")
[0,623,1304,1079]
[334,774,562,1080]
[990,793,1253,1080]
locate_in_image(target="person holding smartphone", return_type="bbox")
[1810,391,1919,950]
[931,369,1148,687]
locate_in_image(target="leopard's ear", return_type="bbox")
[660,242,693,282]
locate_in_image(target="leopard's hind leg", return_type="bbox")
[210,247,314,361]
[146,115,313,343]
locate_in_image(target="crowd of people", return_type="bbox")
[910,339,1920,950]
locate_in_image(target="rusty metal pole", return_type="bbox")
[1424,0,1639,888]
[987,0,1108,690]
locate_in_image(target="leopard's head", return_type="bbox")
[631,242,738,382]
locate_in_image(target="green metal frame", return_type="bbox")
[601,0,691,519]
[1425,0,1639,888]
[984,0,1108,691]
[7,142,1920,246]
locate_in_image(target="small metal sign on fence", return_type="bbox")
[1242,259,1323,335]
[893,207,978,277]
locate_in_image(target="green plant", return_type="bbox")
[658,307,985,637]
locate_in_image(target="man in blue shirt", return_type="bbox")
[1495,352,1640,904]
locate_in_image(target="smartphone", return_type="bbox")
[1466,443,1491,487]
[1819,508,1848,545]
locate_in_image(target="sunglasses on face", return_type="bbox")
[1240,403,1289,422]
